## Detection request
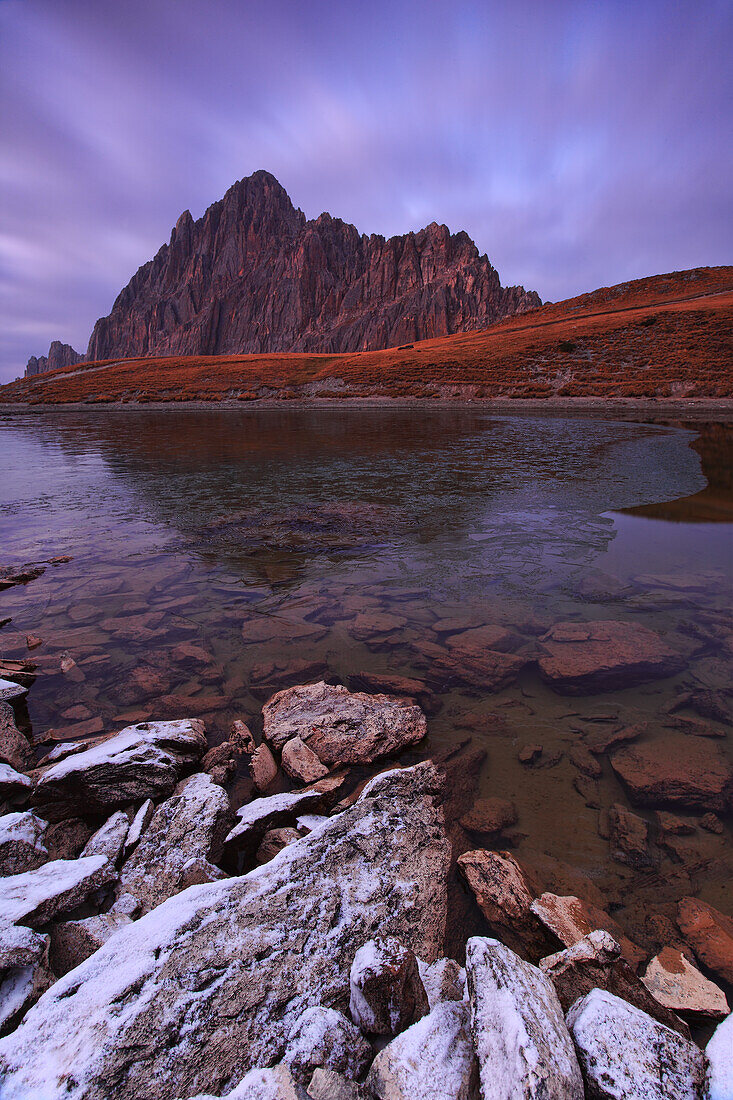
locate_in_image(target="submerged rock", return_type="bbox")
[567,988,708,1100]
[0,703,34,772]
[530,892,644,969]
[33,720,208,820]
[0,763,449,1100]
[538,620,685,694]
[465,936,583,1099]
[610,735,733,812]
[676,897,733,984]
[263,681,426,764]
[366,1000,478,1100]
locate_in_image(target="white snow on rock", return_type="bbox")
[0,679,26,704]
[707,1012,733,1100]
[0,763,31,798]
[121,798,154,857]
[465,936,583,1100]
[349,937,429,1035]
[0,810,48,875]
[81,811,131,865]
[186,1064,307,1099]
[0,924,48,970]
[366,999,478,1100]
[50,913,133,975]
[0,855,115,928]
[224,789,326,851]
[567,988,708,1100]
[33,720,207,818]
[283,1005,372,1083]
[417,956,466,1011]
[0,762,449,1100]
[118,773,231,913]
[0,956,53,1035]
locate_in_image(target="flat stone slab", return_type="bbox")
[642,947,729,1021]
[610,735,733,812]
[538,620,685,694]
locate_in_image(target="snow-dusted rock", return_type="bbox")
[567,988,707,1100]
[118,773,231,913]
[0,763,31,800]
[0,951,53,1035]
[224,788,326,855]
[540,930,690,1037]
[0,702,33,772]
[263,681,426,764]
[643,947,729,1022]
[707,1012,733,1100]
[457,850,551,960]
[121,798,153,857]
[0,679,26,705]
[282,736,329,784]
[466,936,583,1100]
[366,1000,478,1100]
[81,810,131,865]
[0,810,48,875]
[33,719,207,820]
[50,913,133,975]
[188,1064,308,1099]
[0,924,48,969]
[0,762,449,1100]
[283,1005,372,1083]
[417,956,466,1011]
[350,937,429,1035]
[0,855,115,928]
[531,891,644,969]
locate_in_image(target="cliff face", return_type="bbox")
[86,170,540,360]
[26,342,84,377]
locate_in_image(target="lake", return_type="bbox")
[1,406,731,949]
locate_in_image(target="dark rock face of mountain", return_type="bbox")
[26,342,84,377]
[85,171,541,361]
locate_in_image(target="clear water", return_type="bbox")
[0,407,731,945]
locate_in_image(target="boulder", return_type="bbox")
[307,1067,362,1100]
[0,855,115,928]
[0,703,33,772]
[0,948,54,1036]
[282,737,329,785]
[457,850,552,960]
[0,679,27,705]
[80,811,131,865]
[32,720,208,820]
[262,682,426,764]
[249,743,279,792]
[224,788,326,858]
[706,1012,733,1100]
[283,1005,372,1083]
[349,937,429,1035]
[610,735,733,812]
[366,1000,478,1100]
[118,773,231,913]
[0,923,48,970]
[642,947,729,1022]
[567,988,708,1100]
[417,956,466,1011]
[189,1064,308,1099]
[0,763,450,1100]
[607,803,656,870]
[676,897,733,984]
[539,930,690,1038]
[0,811,48,876]
[530,892,645,970]
[538,620,685,694]
[0,763,31,800]
[50,913,133,975]
[465,936,583,1099]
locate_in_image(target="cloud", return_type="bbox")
[0,0,731,379]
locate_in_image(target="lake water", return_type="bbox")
[1,407,731,952]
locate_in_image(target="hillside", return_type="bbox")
[4,266,732,405]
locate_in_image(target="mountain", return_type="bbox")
[26,341,84,377]
[77,170,539,364]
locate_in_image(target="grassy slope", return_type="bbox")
[3,266,732,404]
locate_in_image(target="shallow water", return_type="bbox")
[1,408,731,946]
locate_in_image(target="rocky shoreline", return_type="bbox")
[1,669,731,1098]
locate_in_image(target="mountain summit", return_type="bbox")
[83,171,539,361]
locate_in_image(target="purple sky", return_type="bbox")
[1,0,731,382]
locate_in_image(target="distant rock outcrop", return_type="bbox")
[25,342,84,378]
[83,170,540,361]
